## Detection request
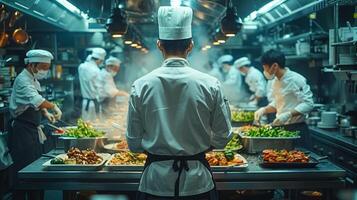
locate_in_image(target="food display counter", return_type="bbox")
[16,150,345,199]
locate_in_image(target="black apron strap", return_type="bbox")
[84,98,100,114]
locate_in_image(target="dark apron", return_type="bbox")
[84,98,100,114]
[100,97,115,117]
[8,107,42,182]
[276,122,309,148]
[136,152,218,200]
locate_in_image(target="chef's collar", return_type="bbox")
[279,67,290,81]
[162,57,190,67]
[24,68,35,80]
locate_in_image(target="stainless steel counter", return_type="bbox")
[16,151,346,192]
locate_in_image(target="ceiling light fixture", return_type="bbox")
[106,3,128,38]
[221,0,242,37]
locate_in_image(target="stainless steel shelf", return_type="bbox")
[275,32,328,45]
[331,41,357,46]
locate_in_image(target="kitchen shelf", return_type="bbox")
[285,53,328,60]
[275,32,328,45]
[331,41,357,46]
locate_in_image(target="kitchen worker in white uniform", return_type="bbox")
[126,6,232,200]
[234,57,267,107]
[78,48,106,121]
[8,50,62,199]
[254,49,314,146]
[98,56,128,117]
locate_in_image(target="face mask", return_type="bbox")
[110,71,117,77]
[264,70,275,80]
[34,70,49,80]
[240,71,246,76]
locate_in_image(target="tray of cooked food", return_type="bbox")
[238,125,300,154]
[104,139,129,153]
[105,151,147,171]
[206,150,248,171]
[259,149,325,168]
[43,148,110,171]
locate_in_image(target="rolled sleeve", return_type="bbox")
[292,79,314,114]
[210,82,233,149]
[125,85,145,153]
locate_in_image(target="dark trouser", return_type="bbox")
[141,189,214,200]
[0,167,11,198]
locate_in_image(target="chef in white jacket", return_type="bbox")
[98,56,128,117]
[78,48,106,121]
[126,6,232,200]
[254,49,314,146]
[8,49,62,198]
[234,57,267,107]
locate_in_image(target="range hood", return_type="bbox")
[244,0,340,30]
[0,0,89,32]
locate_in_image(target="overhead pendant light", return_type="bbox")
[124,30,133,45]
[106,2,128,38]
[221,0,242,37]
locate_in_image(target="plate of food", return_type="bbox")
[259,149,322,168]
[105,151,147,171]
[104,139,129,153]
[43,148,110,171]
[205,150,248,171]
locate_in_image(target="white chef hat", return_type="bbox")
[105,56,121,67]
[234,57,251,68]
[158,6,193,40]
[26,49,53,64]
[217,55,233,66]
[91,48,106,60]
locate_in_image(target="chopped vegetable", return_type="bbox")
[50,157,65,164]
[242,125,299,138]
[231,111,254,122]
[64,119,105,138]
[224,134,243,151]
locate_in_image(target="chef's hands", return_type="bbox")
[272,112,292,126]
[117,91,129,97]
[43,109,56,123]
[53,104,62,120]
[254,107,266,122]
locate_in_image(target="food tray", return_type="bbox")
[259,156,320,168]
[231,121,253,127]
[239,132,300,154]
[59,136,108,152]
[42,153,111,171]
[210,154,248,171]
[105,154,145,171]
[103,143,129,153]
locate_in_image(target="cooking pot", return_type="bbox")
[0,31,8,48]
[12,28,28,44]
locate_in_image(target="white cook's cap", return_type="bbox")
[105,56,121,67]
[158,6,193,40]
[234,57,251,68]
[26,49,53,64]
[91,48,106,60]
[217,55,233,66]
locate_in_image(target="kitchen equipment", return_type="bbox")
[340,126,357,138]
[12,27,28,44]
[338,116,350,128]
[318,111,337,128]
[0,5,9,23]
[307,117,321,126]
[42,153,110,171]
[259,155,327,168]
[295,39,310,55]
[60,137,108,153]
[8,11,22,27]
[0,22,8,48]
[238,132,300,154]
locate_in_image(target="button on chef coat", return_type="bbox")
[78,60,101,100]
[269,68,314,124]
[245,67,266,98]
[9,69,45,117]
[98,69,119,102]
[126,58,232,197]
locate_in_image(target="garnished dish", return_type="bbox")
[262,149,309,163]
[107,151,147,166]
[205,150,245,166]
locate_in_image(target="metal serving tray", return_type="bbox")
[42,153,111,171]
[210,154,248,171]
[259,156,320,168]
[238,132,300,154]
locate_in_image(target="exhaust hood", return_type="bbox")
[0,0,89,32]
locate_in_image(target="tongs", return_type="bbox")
[47,123,63,131]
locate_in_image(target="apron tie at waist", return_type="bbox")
[84,98,100,114]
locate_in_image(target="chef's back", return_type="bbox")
[127,58,232,196]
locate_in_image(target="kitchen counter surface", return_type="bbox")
[17,150,346,192]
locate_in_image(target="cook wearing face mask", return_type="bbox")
[234,57,267,107]
[98,56,128,118]
[8,49,62,198]
[254,49,314,146]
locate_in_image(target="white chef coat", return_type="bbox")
[266,80,274,103]
[78,60,101,121]
[126,57,232,197]
[98,69,119,102]
[245,67,266,98]
[222,67,250,105]
[208,63,224,82]
[269,68,314,124]
[9,69,45,117]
